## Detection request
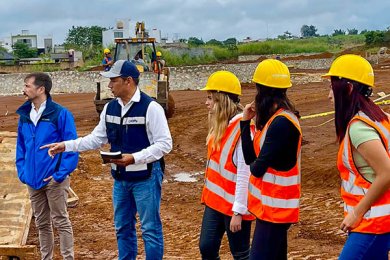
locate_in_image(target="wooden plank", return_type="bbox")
[20,208,33,246]
[0,245,36,259]
[0,135,32,247]
[67,187,79,208]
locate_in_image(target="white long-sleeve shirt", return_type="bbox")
[231,114,251,215]
[30,100,47,126]
[64,88,172,164]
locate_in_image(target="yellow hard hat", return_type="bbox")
[104,48,110,54]
[322,54,374,87]
[252,59,292,88]
[156,51,162,57]
[201,71,241,96]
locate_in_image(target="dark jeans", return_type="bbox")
[199,206,251,260]
[250,219,291,260]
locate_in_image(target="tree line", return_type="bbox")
[3,24,390,61]
[280,24,390,45]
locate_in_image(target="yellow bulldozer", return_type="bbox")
[95,22,174,118]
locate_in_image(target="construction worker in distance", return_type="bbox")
[322,54,390,259]
[199,71,255,259]
[102,48,113,71]
[153,51,165,73]
[241,59,302,259]
[153,51,166,80]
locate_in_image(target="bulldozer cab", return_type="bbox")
[94,30,174,118]
[114,40,156,73]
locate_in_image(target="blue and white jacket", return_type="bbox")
[16,97,79,190]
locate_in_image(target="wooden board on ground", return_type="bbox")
[67,187,79,208]
[0,133,36,259]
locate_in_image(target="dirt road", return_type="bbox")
[1,61,390,259]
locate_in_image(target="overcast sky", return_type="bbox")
[0,0,389,44]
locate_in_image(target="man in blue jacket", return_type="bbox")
[16,72,79,260]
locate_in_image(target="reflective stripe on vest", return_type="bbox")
[344,203,390,219]
[106,115,121,124]
[248,109,301,223]
[107,115,146,125]
[338,112,390,233]
[248,184,300,208]
[123,117,145,125]
[204,178,235,204]
[206,123,240,183]
[201,114,255,221]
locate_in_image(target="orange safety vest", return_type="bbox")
[338,112,390,234]
[201,114,255,221]
[153,60,162,73]
[247,109,302,223]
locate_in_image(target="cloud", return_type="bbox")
[0,0,388,44]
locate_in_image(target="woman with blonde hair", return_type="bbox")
[323,54,390,259]
[199,71,254,260]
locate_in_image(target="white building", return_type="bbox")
[0,37,12,52]
[0,30,53,53]
[102,19,135,47]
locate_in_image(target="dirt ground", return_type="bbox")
[1,58,390,259]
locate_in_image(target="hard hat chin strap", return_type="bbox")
[356,84,372,98]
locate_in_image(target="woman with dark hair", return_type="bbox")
[240,59,302,260]
[322,54,390,259]
[199,71,255,260]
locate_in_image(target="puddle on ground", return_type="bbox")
[172,172,202,183]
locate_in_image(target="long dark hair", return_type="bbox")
[331,76,388,143]
[255,83,299,130]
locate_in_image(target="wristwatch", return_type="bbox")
[233,211,241,216]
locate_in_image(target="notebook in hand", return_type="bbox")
[100,151,122,164]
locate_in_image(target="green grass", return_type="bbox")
[237,35,365,55]
[162,35,366,66]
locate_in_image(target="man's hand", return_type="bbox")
[40,142,66,158]
[242,101,256,121]
[230,214,242,233]
[110,153,134,167]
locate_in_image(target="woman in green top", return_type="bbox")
[323,54,390,260]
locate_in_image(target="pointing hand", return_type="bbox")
[40,142,66,158]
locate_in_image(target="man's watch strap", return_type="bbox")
[233,211,241,216]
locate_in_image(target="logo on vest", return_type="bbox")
[123,117,145,125]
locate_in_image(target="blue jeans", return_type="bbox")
[113,162,164,260]
[339,232,390,260]
[199,206,252,260]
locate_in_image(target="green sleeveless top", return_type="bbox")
[349,121,380,183]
